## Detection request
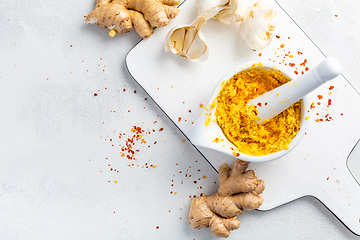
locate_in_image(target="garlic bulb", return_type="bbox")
[213,0,243,24]
[196,0,228,19]
[196,0,243,24]
[165,16,209,62]
[239,0,276,50]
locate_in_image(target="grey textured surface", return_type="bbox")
[0,0,359,239]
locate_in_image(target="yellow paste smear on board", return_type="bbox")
[214,67,301,156]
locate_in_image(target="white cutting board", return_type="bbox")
[126,0,360,235]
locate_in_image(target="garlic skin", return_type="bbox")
[165,16,209,62]
[239,0,276,50]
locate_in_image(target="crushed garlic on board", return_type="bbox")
[214,66,301,156]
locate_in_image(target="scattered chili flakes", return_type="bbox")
[300,59,307,67]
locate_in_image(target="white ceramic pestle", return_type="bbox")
[248,57,342,124]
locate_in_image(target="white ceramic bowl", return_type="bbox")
[187,61,310,162]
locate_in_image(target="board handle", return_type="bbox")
[318,165,360,235]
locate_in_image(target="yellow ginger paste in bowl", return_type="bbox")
[214,67,301,156]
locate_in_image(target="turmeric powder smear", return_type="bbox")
[214,67,301,156]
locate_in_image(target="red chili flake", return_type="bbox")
[329,86,334,90]
[328,99,332,105]
[156,226,159,229]
[300,59,307,67]
[294,71,299,75]
[193,181,197,184]
[317,102,321,105]
[327,177,329,180]
[189,110,192,113]
[280,44,285,48]
[258,53,262,57]
[100,58,103,60]
[317,95,323,100]
[178,117,182,122]
[289,63,295,67]
[197,169,200,172]
[70,45,73,47]
[305,67,309,71]
[276,35,280,39]
[301,71,304,75]
[340,113,343,116]
[134,90,137,94]
[264,102,268,105]
[94,93,98,97]
[159,128,164,131]
[257,102,262,107]
[154,141,157,145]
[335,15,338,17]
[297,51,303,55]
[123,89,126,92]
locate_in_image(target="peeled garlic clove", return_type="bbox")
[172,28,186,51]
[239,0,276,50]
[196,0,229,19]
[165,16,209,62]
[213,0,243,24]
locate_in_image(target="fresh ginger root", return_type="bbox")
[188,160,265,238]
[85,0,180,38]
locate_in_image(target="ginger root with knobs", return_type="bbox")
[188,160,265,238]
[85,0,180,39]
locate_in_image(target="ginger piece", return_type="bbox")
[85,0,180,38]
[188,160,265,238]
